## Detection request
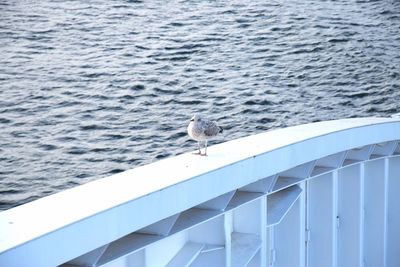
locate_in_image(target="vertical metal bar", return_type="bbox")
[260,196,267,267]
[332,170,338,267]
[383,157,389,267]
[269,228,275,267]
[360,163,365,267]
[299,182,306,267]
[305,180,310,267]
[225,211,232,267]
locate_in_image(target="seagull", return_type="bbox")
[187,114,223,156]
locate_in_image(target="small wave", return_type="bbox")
[81,72,113,79]
[168,22,187,27]
[66,147,88,155]
[38,144,58,151]
[154,152,170,160]
[346,92,370,98]
[153,87,183,95]
[101,134,127,140]
[164,98,205,106]
[327,38,350,43]
[169,131,187,139]
[244,99,274,106]
[130,84,145,91]
[0,189,23,194]
[108,168,125,175]
[258,117,276,124]
[0,118,11,124]
[76,173,90,179]
[90,147,115,153]
[80,124,110,131]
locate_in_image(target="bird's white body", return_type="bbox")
[187,121,207,141]
[187,114,223,156]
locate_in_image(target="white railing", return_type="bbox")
[1,118,400,267]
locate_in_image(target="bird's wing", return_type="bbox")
[203,120,220,137]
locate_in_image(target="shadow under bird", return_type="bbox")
[187,114,223,156]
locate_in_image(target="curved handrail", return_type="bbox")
[0,117,399,266]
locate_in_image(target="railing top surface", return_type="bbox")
[0,117,399,260]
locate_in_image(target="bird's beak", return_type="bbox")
[190,119,194,122]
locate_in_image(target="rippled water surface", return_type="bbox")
[1,0,400,210]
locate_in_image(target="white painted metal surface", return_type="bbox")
[0,117,400,267]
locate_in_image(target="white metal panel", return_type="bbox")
[189,249,225,267]
[314,151,347,168]
[272,162,315,192]
[145,232,186,267]
[311,165,334,177]
[67,245,108,266]
[96,233,163,266]
[240,175,277,193]
[273,183,305,267]
[233,199,262,235]
[279,161,316,178]
[188,215,225,246]
[272,176,303,192]
[311,151,347,176]
[394,142,400,155]
[166,242,204,267]
[247,250,261,267]
[307,173,335,267]
[126,250,145,267]
[343,145,374,166]
[370,141,397,158]
[226,191,264,212]
[137,214,180,236]
[267,185,302,226]
[386,156,400,266]
[170,208,222,235]
[195,191,236,211]
[101,256,127,267]
[363,159,386,267]
[231,232,261,267]
[337,165,363,267]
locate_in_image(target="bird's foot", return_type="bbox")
[192,151,207,156]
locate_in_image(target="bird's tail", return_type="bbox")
[219,126,223,133]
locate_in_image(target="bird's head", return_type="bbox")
[190,114,201,122]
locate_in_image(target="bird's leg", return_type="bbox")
[201,140,208,156]
[192,141,202,155]
[198,141,202,155]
